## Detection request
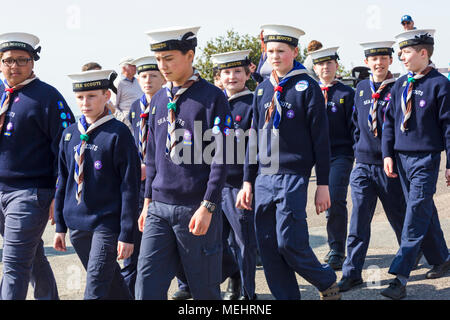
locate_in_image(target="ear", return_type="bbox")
[389,56,393,65]
[294,46,299,58]
[364,58,369,67]
[105,89,111,100]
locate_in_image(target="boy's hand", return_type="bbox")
[138,198,151,232]
[53,233,67,252]
[384,157,398,178]
[141,164,146,181]
[315,185,331,215]
[236,182,253,211]
[49,199,55,225]
[117,242,134,260]
[189,205,212,236]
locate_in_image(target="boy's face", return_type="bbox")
[0,50,34,86]
[364,55,392,79]
[155,50,194,83]
[138,70,165,96]
[266,42,298,76]
[313,60,338,82]
[75,89,110,120]
[399,46,427,72]
[220,66,249,95]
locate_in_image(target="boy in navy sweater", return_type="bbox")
[337,41,406,293]
[381,29,450,299]
[309,46,355,270]
[172,50,257,301]
[124,55,165,297]
[53,69,140,300]
[135,26,231,300]
[237,24,340,300]
[0,32,73,300]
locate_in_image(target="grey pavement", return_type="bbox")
[0,153,449,300]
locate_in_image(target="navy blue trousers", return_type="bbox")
[389,152,449,278]
[342,163,405,280]
[254,174,336,300]
[0,188,58,300]
[135,201,222,300]
[326,156,354,253]
[120,181,144,298]
[221,187,257,298]
[69,229,132,300]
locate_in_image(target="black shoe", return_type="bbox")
[426,260,450,279]
[337,277,363,292]
[172,289,192,300]
[380,279,406,300]
[413,251,424,270]
[327,251,345,270]
[238,293,258,300]
[324,250,333,263]
[223,277,242,300]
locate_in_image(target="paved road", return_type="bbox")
[0,154,448,300]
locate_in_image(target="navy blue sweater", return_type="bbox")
[244,73,331,185]
[354,79,395,165]
[54,118,141,243]
[325,82,355,157]
[382,69,450,168]
[225,93,254,189]
[0,79,75,190]
[144,78,231,206]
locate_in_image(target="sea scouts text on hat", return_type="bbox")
[146,26,200,52]
[68,70,118,92]
[395,29,435,49]
[261,24,305,47]
[308,46,340,64]
[131,55,159,74]
[360,41,395,57]
[0,32,41,61]
[211,50,251,70]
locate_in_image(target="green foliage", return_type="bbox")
[195,30,262,90]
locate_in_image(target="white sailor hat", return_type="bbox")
[395,29,435,49]
[146,26,200,52]
[119,57,134,67]
[211,50,251,70]
[0,32,41,61]
[68,69,118,92]
[131,55,159,74]
[260,24,305,47]
[360,41,395,57]
[308,46,340,64]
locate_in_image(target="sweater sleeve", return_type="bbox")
[114,128,141,243]
[438,80,450,169]
[202,93,231,204]
[54,134,68,234]
[44,90,76,179]
[144,103,157,200]
[243,93,259,184]
[305,82,330,185]
[381,85,397,159]
[345,89,356,146]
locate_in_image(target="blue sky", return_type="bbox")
[1,0,448,114]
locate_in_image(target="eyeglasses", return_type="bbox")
[1,57,33,67]
[402,21,412,26]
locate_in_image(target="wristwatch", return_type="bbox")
[201,200,216,214]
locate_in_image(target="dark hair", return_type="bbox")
[411,44,434,58]
[82,62,102,72]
